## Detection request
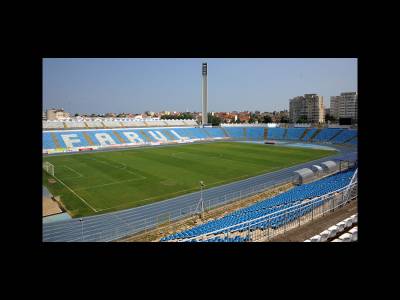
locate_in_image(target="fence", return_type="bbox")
[68,177,293,242]
[176,176,358,242]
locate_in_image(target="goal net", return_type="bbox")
[43,161,55,177]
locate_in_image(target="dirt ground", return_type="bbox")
[43,197,63,217]
[269,200,357,242]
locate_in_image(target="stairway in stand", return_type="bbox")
[139,130,153,142]
[220,127,231,138]
[343,135,357,144]
[300,128,310,141]
[309,128,322,142]
[283,128,288,140]
[328,129,345,142]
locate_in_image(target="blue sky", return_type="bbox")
[43,58,357,114]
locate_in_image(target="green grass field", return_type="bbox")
[42,142,336,217]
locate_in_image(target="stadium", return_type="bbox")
[42,62,358,243]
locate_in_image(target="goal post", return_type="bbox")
[43,161,55,177]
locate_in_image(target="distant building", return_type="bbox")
[330,92,358,123]
[46,108,70,120]
[289,94,324,123]
[42,112,47,121]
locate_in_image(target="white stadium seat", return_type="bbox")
[348,227,358,241]
[310,235,321,242]
[336,222,346,233]
[351,214,358,224]
[331,239,343,242]
[327,225,339,238]
[304,239,311,242]
[338,233,352,242]
[344,217,353,228]
[319,230,330,242]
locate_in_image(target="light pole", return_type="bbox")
[199,181,205,217]
[80,218,83,241]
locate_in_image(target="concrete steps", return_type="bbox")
[82,132,95,146]
[139,130,153,142]
[309,128,322,142]
[50,132,61,148]
[300,128,310,141]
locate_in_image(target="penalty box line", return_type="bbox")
[52,174,98,213]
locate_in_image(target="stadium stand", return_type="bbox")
[246,127,264,140]
[286,128,307,140]
[64,121,87,129]
[43,118,198,130]
[312,128,343,142]
[330,129,357,144]
[84,120,105,128]
[301,128,317,141]
[103,120,122,128]
[161,169,356,242]
[43,126,358,153]
[43,121,65,129]
[267,128,286,140]
[224,127,245,139]
[305,214,358,242]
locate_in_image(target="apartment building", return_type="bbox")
[289,94,324,123]
[330,92,358,122]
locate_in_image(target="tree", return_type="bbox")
[208,113,221,126]
[262,115,272,123]
[297,116,308,123]
[280,115,289,123]
[325,114,337,122]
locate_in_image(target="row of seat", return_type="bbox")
[161,169,356,242]
[304,214,357,242]
[43,119,198,129]
[43,126,358,150]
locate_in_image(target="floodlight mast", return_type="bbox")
[202,63,208,126]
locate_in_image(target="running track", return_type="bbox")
[42,144,357,242]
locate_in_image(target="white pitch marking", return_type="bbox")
[62,165,84,178]
[75,177,146,191]
[52,175,97,212]
[88,157,146,179]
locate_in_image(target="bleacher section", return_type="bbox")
[43,119,198,130]
[43,121,65,129]
[312,128,343,143]
[64,121,87,129]
[330,129,357,144]
[286,128,307,140]
[267,128,286,140]
[346,136,357,145]
[43,126,358,153]
[224,127,245,139]
[103,120,122,128]
[161,169,356,242]
[246,127,264,140]
[84,121,105,128]
[305,214,358,242]
[302,128,317,141]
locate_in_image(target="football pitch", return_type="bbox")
[42,142,336,217]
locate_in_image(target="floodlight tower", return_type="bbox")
[202,62,208,126]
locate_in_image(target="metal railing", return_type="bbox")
[174,176,358,243]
